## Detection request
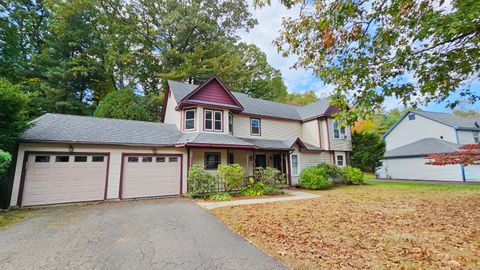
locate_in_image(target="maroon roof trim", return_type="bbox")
[175,76,244,111]
[178,143,257,149]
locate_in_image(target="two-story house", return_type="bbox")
[377,110,480,181]
[8,76,352,207]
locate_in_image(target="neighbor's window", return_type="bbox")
[92,156,105,162]
[291,154,299,176]
[333,121,346,139]
[250,118,261,135]
[74,156,87,162]
[205,153,221,170]
[35,156,50,163]
[55,156,69,162]
[408,113,416,120]
[184,109,196,131]
[336,155,344,166]
[228,113,233,134]
[474,131,479,143]
[204,110,222,131]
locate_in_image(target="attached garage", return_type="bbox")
[120,154,182,199]
[19,152,109,206]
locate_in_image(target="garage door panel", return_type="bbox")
[22,153,108,206]
[122,155,181,199]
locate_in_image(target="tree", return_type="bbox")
[452,109,480,118]
[427,144,480,166]
[0,77,29,152]
[281,90,318,106]
[94,88,154,121]
[351,132,386,172]
[257,0,480,124]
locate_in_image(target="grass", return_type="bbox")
[0,209,37,229]
[212,181,480,269]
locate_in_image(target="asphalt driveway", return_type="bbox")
[0,198,286,270]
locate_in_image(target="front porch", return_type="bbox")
[186,147,292,184]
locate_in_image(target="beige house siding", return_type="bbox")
[233,115,302,140]
[10,143,187,207]
[163,91,181,129]
[319,118,329,149]
[301,119,320,147]
[327,118,353,151]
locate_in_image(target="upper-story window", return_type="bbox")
[474,131,479,143]
[408,113,416,120]
[184,109,196,131]
[333,121,346,139]
[204,109,222,131]
[228,113,233,134]
[250,118,261,136]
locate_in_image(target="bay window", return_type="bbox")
[204,109,222,131]
[333,121,346,139]
[184,109,196,131]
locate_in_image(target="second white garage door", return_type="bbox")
[121,155,181,199]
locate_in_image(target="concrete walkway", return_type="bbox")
[196,190,320,209]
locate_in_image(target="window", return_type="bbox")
[74,156,87,162]
[408,113,416,120]
[228,113,233,134]
[156,157,165,162]
[204,109,222,131]
[250,118,261,135]
[92,156,105,162]
[291,154,299,176]
[205,153,221,170]
[228,152,234,164]
[336,155,344,166]
[55,156,69,162]
[474,131,479,143]
[184,109,195,131]
[169,157,178,163]
[142,157,152,162]
[333,121,346,139]
[127,157,138,162]
[35,156,50,163]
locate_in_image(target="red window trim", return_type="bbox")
[250,117,261,136]
[183,108,196,131]
[203,109,223,132]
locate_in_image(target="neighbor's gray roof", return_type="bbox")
[167,80,333,121]
[413,110,480,130]
[384,138,461,158]
[21,113,182,146]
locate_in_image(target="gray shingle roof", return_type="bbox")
[240,138,292,150]
[177,133,255,147]
[384,138,461,158]
[413,110,480,130]
[167,80,334,120]
[21,113,182,146]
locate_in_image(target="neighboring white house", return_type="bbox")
[377,110,480,181]
[8,76,352,207]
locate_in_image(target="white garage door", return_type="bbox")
[121,155,181,199]
[22,153,108,206]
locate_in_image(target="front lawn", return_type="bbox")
[212,181,480,269]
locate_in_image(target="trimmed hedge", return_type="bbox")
[341,166,364,185]
[298,167,334,190]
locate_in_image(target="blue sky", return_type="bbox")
[238,1,479,113]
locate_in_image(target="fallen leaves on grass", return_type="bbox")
[212,184,480,270]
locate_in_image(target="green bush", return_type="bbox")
[209,192,232,201]
[187,165,217,197]
[298,167,333,190]
[217,164,245,191]
[341,166,364,185]
[316,162,342,179]
[240,178,275,196]
[254,167,286,187]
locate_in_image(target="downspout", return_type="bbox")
[455,130,466,182]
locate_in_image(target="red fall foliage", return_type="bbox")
[426,144,480,166]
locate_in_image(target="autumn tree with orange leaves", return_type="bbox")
[427,144,480,166]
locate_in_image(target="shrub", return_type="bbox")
[187,165,217,197]
[316,162,342,179]
[0,151,12,208]
[341,166,364,185]
[217,164,245,192]
[254,167,286,187]
[298,167,333,190]
[209,192,232,201]
[240,178,275,196]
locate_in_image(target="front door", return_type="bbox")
[255,154,267,169]
[273,154,282,171]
